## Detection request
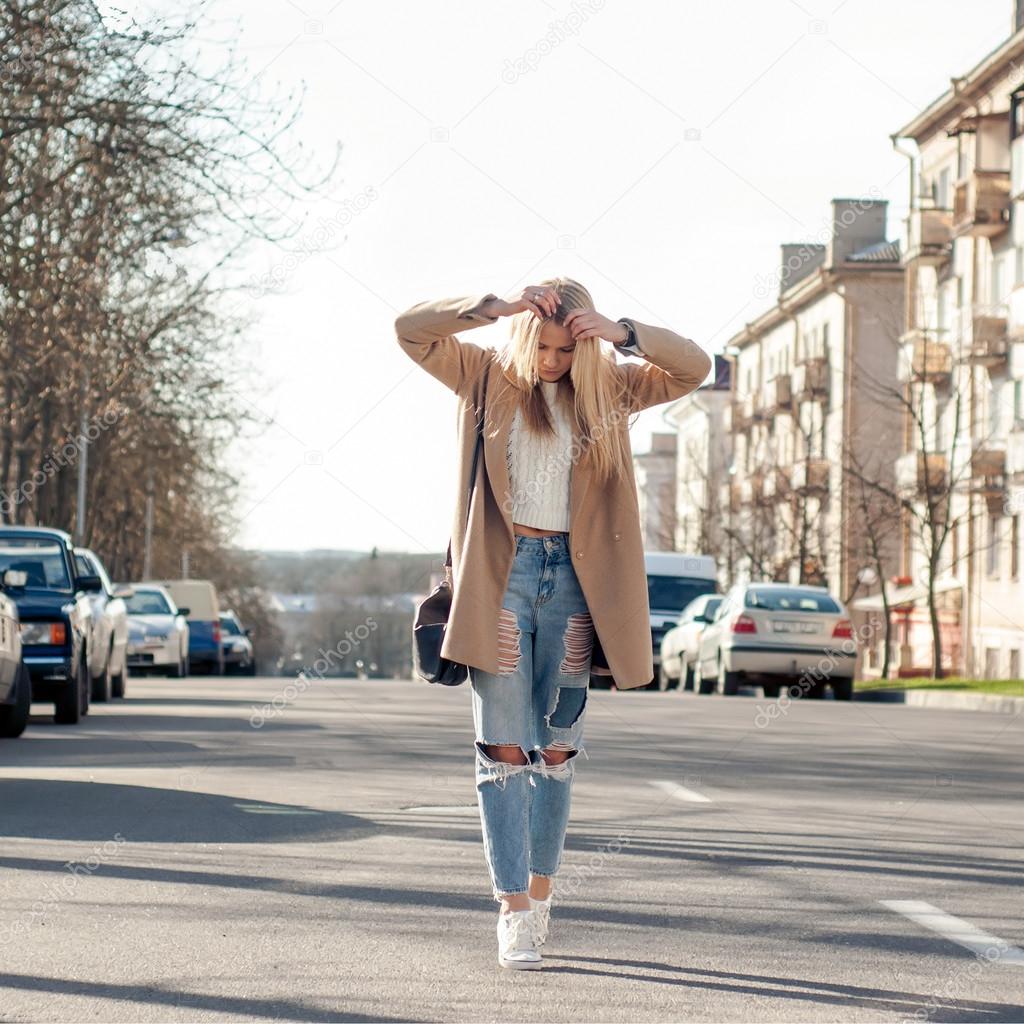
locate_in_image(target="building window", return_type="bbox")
[1017,246,1024,288]
[822,322,829,356]
[986,515,1002,579]
[937,167,951,209]
[992,256,1005,306]
[1011,648,1021,680]
[1015,380,1023,425]
[1012,515,1020,581]
[951,519,959,570]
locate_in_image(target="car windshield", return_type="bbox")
[219,616,241,635]
[745,587,841,613]
[0,538,71,589]
[704,597,723,619]
[648,576,716,614]
[126,591,173,615]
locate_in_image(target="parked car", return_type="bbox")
[695,582,856,699]
[0,579,30,738]
[125,584,190,677]
[0,526,93,723]
[219,611,255,675]
[150,579,223,675]
[643,552,718,689]
[74,548,132,701]
[659,593,723,691]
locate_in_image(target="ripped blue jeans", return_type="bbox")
[470,533,594,903]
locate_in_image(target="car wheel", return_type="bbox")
[169,657,184,679]
[695,661,715,695]
[55,658,87,725]
[832,678,853,701]
[717,661,740,697]
[245,660,257,677]
[91,646,112,703]
[0,663,32,738]
[762,682,781,698]
[683,663,695,692]
[111,659,126,699]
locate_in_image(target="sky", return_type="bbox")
[131,0,1017,555]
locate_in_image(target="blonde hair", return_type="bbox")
[493,276,633,485]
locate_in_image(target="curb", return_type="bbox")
[854,688,1024,715]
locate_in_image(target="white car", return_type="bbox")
[73,548,132,701]
[125,585,190,678]
[659,593,723,691]
[695,582,856,700]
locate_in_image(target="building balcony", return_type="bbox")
[895,451,947,497]
[742,393,768,423]
[903,207,953,266]
[971,444,1006,479]
[764,374,792,413]
[790,457,829,494]
[952,170,1010,238]
[792,356,829,401]
[958,312,1007,368]
[761,465,791,500]
[898,329,952,384]
[969,446,1006,512]
[726,399,751,434]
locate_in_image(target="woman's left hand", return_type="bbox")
[563,308,629,344]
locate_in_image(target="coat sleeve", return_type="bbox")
[394,293,501,396]
[616,317,712,413]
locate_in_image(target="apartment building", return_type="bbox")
[720,198,904,605]
[633,433,677,551]
[888,12,1024,677]
[661,354,732,580]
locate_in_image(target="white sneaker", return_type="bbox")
[529,895,552,947]
[496,909,542,969]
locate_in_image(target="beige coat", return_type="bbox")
[395,293,712,690]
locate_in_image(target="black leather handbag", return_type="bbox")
[412,388,486,686]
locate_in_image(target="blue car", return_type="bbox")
[0,527,93,724]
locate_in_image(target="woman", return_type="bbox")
[395,279,710,969]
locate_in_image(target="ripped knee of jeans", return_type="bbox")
[531,746,580,782]
[475,741,530,790]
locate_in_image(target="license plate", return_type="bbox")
[772,620,818,633]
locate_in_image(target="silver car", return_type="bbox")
[73,549,132,701]
[695,582,856,700]
[125,585,190,678]
[659,594,722,691]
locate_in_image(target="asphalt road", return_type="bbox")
[1,675,1022,1023]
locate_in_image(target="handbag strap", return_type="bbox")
[444,370,489,571]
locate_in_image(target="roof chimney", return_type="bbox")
[826,197,888,266]
[779,242,826,296]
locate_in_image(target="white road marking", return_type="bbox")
[402,805,478,814]
[881,900,1024,966]
[648,780,712,803]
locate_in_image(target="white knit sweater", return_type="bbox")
[506,380,574,532]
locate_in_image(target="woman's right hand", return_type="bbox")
[482,285,561,320]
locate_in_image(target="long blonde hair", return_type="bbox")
[493,276,633,485]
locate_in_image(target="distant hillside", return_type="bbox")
[248,547,443,595]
